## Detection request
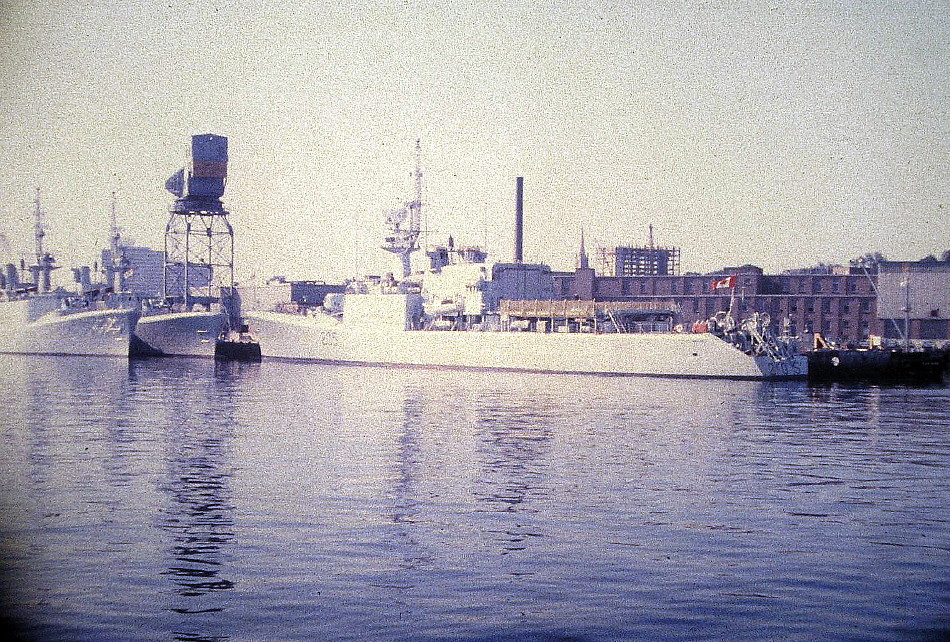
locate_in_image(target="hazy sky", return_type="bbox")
[1,0,948,283]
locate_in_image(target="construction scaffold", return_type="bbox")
[597,245,681,277]
[500,299,680,334]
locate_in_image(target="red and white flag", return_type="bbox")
[711,276,736,291]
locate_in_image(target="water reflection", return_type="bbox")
[144,361,239,641]
[473,390,554,556]
[158,434,234,601]
[387,392,431,571]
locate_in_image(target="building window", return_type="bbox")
[670,281,677,294]
[921,319,949,339]
[842,301,850,314]
[861,300,871,314]
[821,299,831,314]
[806,302,814,313]
[847,280,857,293]
[832,279,840,293]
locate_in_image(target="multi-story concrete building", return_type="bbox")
[102,245,210,298]
[876,258,950,342]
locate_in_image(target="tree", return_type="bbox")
[849,252,886,270]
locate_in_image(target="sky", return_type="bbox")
[0,0,948,285]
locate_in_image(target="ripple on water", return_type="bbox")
[1,357,949,641]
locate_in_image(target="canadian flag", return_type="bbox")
[711,276,736,291]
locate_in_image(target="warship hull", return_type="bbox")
[247,310,807,380]
[132,310,228,357]
[0,298,137,357]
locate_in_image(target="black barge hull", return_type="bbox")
[808,348,949,383]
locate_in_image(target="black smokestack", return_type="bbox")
[514,176,523,263]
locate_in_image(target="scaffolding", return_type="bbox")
[500,299,680,334]
[598,245,681,277]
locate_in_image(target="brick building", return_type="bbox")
[552,265,880,345]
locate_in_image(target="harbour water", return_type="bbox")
[0,355,948,641]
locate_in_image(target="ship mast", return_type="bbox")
[30,187,56,293]
[381,139,423,278]
[106,191,129,292]
[411,139,423,251]
[33,187,46,265]
[109,191,120,257]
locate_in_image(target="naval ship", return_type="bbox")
[247,295,805,379]
[0,191,139,358]
[245,157,806,380]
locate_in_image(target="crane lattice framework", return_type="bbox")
[163,207,234,309]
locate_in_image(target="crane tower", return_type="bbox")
[163,134,234,309]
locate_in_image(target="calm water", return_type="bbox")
[0,355,948,641]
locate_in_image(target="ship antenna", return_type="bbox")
[110,191,120,254]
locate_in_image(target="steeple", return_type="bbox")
[577,229,590,270]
